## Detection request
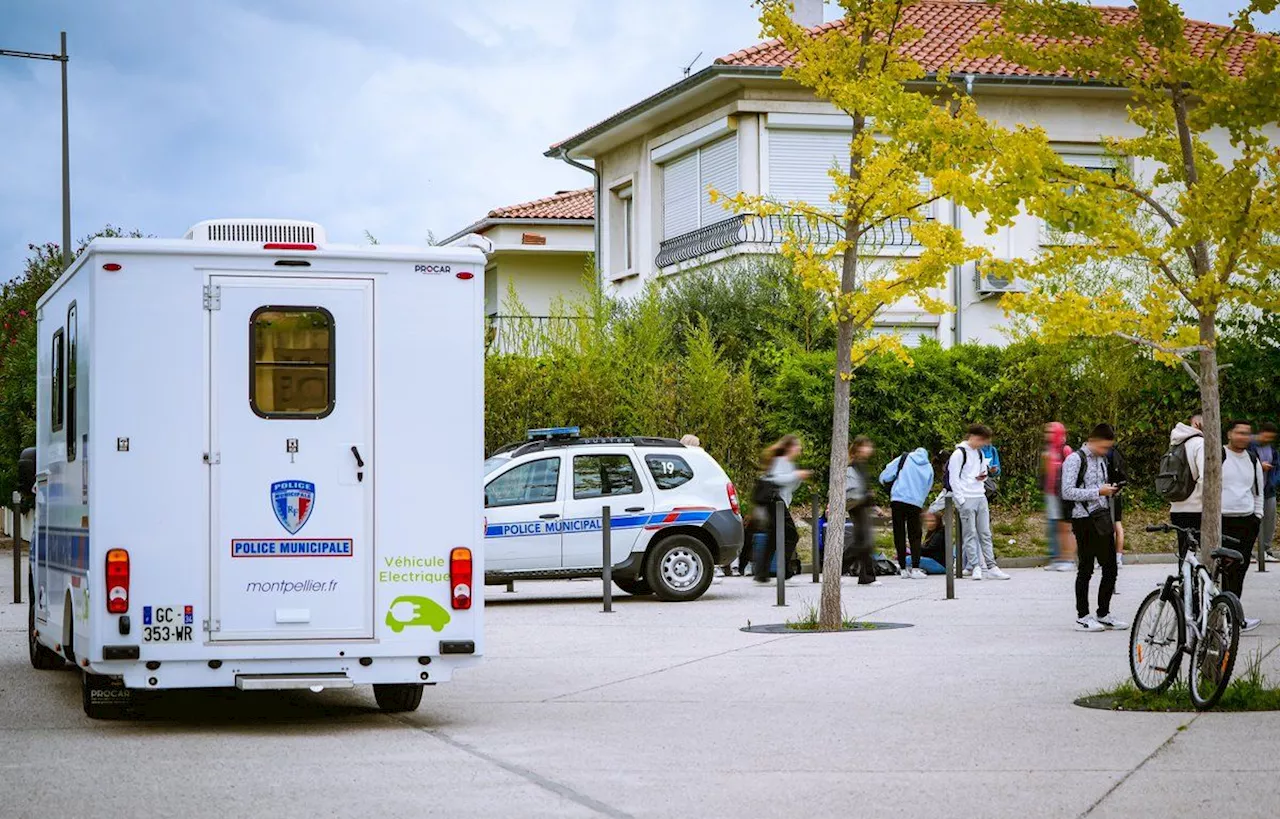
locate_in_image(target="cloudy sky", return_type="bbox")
[0,1,1272,275]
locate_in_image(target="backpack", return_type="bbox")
[1058,449,1091,518]
[942,447,983,493]
[1155,434,1201,502]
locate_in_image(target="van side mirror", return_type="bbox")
[17,447,36,499]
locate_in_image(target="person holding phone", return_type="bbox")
[1060,423,1125,632]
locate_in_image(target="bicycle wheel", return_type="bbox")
[1188,592,1243,711]
[1129,588,1184,693]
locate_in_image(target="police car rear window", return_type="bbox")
[573,455,641,499]
[645,454,694,490]
[251,307,334,419]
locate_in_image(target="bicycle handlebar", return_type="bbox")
[1144,523,1240,546]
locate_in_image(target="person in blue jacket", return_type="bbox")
[880,447,935,578]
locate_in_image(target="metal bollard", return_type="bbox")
[943,495,956,601]
[506,580,515,593]
[10,499,20,605]
[1259,534,1267,573]
[775,499,786,607]
[811,495,820,584]
[601,505,613,613]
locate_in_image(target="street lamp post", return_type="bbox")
[1,31,71,270]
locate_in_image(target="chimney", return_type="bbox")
[789,0,823,29]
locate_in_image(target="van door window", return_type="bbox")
[50,328,64,432]
[573,455,641,499]
[250,306,334,418]
[486,458,560,507]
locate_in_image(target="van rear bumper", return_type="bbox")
[89,654,479,690]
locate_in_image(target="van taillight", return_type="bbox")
[450,547,472,610]
[727,482,741,517]
[106,549,129,614]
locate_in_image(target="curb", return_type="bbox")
[798,553,1181,573]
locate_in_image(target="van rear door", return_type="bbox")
[208,276,373,641]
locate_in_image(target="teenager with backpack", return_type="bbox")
[1163,413,1206,556]
[753,435,810,584]
[1042,422,1076,572]
[1060,423,1125,632]
[879,447,934,578]
[1222,420,1264,631]
[947,425,1010,581]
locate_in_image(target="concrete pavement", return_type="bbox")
[2,545,1279,818]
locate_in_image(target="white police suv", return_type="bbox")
[482,428,743,602]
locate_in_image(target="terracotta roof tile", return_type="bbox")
[716,1,1265,78]
[487,188,595,221]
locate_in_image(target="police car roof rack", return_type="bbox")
[505,435,685,459]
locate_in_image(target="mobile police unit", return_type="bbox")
[27,219,483,718]
[483,429,744,601]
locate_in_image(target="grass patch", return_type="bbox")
[784,600,879,632]
[1079,652,1280,712]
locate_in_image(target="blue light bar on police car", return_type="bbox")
[527,426,580,441]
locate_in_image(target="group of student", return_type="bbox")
[1042,414,1278,632]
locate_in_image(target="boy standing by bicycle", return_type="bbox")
[1223,420,1264,631]
[1060,424,1125,632]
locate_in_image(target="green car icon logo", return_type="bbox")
[385,595,451,634]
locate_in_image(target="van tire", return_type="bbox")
[373,683,424,713]
[29,575,64,670]
[613,576,653,596]
[645,535,714,602]
[82,672,133,720]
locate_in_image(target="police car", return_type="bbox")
[483,428,743,601]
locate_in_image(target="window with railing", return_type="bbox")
[661,135,738,241]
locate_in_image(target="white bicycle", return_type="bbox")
[1129,523,1244,711]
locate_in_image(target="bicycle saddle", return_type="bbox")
[1211,547,1244,563]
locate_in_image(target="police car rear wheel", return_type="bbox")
[373,683,424,712]
[646,536,713,602]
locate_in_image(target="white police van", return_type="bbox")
[482,428,743,601]
[26,219,484,718]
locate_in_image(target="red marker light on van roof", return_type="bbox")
[263,242,317,251]
[102,262,122,271]
[456,271,474,280]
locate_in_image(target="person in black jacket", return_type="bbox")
[1106,442,1128,570]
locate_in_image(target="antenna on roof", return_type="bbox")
[681,51,703,78]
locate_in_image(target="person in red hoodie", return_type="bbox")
[1043,422,1077,572]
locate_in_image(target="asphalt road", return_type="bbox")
[3,546,1280,818]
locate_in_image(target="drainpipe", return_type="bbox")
[556,148,601,283]
[951,73,977,347]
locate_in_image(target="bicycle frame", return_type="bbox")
[1177,551,1217,645]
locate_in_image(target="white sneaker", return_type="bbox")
[910,568,928,579]
[1243,618,1261,632]
[1096,613,1128,630]
[1116,554,1124,569]
[1076,616,1105,632]
[962,567,973,577]
[971,565,983,581]
[900,568,911,579]
[1056,561,1075,572]
[985,566,1011,580]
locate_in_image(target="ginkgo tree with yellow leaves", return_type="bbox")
[971,0,1280,562]
[716,0,1012,630]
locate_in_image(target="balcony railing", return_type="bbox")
[655,213,925,269]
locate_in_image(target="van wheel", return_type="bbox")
[82,672,133,720]
[373,683,424,713]
[613,576,653,596]
[645,535,714,602]
[28,575,63,670]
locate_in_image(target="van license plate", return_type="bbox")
[142,605,196,643]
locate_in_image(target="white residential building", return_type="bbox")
[546,1,1258,347]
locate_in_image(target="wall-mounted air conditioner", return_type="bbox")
[974,262,1029,298]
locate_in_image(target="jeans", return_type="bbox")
[1221,515,1260,602]
[1262,495,1276,558]
[957,494,995,571]
[1072,516,1117,619]
[891,501,923,571]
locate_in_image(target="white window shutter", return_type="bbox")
[663,152,699,239]
[767,129,850,211]
[698,136,738,227]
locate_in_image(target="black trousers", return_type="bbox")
[1221,515,1260,601]
[1072,516,1117,619]
[754,505,798,581]
[1170,511,1202,558]
[891,501,923,570]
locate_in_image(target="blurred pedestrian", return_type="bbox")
[845,436,879,585]
[754,435,810,584]
[1249,421,1278,561]
[880,446,934,578]
[679,434,701,448]
[1043,422,1076,572]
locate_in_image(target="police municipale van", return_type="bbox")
[25,219,484,718]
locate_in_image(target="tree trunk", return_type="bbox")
[819,314,856,630]
[1197,312,1221,564]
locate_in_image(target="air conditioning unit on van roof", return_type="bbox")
[974,261,1029,298]
[184,219,327,244]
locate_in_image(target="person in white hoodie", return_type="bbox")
[1222,420,1265,631]
[948,424,1010,581]
[1168,413,1206,555]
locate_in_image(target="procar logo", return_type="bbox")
[271,480,315,534]
[415,264,451,274]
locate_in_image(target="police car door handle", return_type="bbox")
[539,513,559,520]
[626,506,645,512]
[350,446,365,483]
